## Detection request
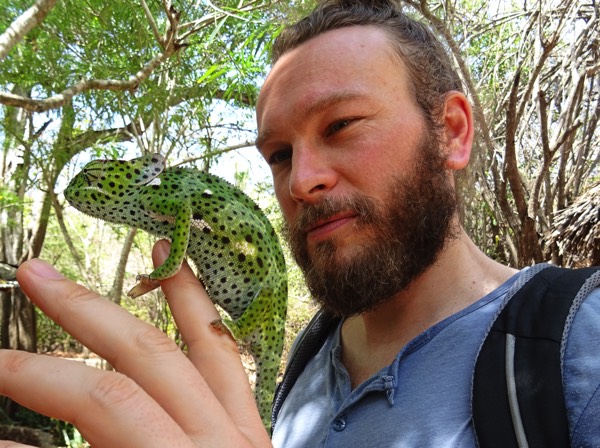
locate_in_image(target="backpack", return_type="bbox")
[271,265,600,447]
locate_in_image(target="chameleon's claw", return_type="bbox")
[127,274,161,298]
[210,319,236,341]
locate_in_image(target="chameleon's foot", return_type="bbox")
[127,274,161,298]
[210,319,236,341]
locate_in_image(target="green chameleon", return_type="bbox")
[64,153,287,430]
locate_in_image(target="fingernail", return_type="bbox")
[26,259,65,280]
[154,239,171,260]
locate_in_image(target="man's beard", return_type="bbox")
[283,131,459,317]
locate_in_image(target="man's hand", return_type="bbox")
[0,240,272,447]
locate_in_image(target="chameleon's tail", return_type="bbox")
[253,349,282,432]
[218,284,287,432]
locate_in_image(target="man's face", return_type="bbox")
[256,26,458,316]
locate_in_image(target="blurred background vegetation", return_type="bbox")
[0,0,598,445]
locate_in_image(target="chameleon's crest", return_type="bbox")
[128,153,166,186]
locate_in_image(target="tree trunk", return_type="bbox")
[0,88,37,354]
[5,288,36,352]
[109,227,137,305]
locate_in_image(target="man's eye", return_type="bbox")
[268,148,292,165]
[326,119,352,136]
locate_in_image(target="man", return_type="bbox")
[2,1,600,447]
[255,1,599,445]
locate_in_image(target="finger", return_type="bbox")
[155,241,270,441]
[15,260,250,444]
[0,350,194,448]
[0,443,37,447]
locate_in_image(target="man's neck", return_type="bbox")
[340,229,517,389]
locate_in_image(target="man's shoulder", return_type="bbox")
[472,264,600,447]
[562,268,600,443]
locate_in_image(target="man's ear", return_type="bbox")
[442,91,473,171]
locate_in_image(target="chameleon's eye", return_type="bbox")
[83,169,102,184]
[83,173,93,184]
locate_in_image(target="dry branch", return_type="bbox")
[547,182,600,266]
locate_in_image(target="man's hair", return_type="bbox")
[271,0,462,127]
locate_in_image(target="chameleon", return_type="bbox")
[64,152,287,430]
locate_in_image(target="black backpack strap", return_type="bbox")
[473,265,600,448]
[271,309,340,432]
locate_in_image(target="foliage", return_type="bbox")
[61,425,89,448]
[3,406,85,447]
[404,0,600,267]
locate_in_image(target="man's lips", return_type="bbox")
[305,212,357,239]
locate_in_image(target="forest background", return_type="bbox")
[0,0,598,445]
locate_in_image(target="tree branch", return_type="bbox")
[140,0,163,47]
[0,0,57,61]
[0,47,176,112]
[172,140,256,168]
[0,1,268,113]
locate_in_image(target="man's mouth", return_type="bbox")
[305,212,357,239]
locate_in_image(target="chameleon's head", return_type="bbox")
[64,153,166,220]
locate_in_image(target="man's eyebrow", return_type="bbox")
[255,129,273,152]
[303,90,364,117]
[256,91,364,150]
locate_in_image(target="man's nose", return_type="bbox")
[288,146,337,203]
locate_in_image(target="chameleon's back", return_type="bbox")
[65,153,287,429]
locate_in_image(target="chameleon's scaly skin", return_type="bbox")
[64,153,287,429]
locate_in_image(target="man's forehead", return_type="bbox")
[265,25,398,77]
[257,26,407,118]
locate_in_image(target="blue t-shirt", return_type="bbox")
[272,266,600,447]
